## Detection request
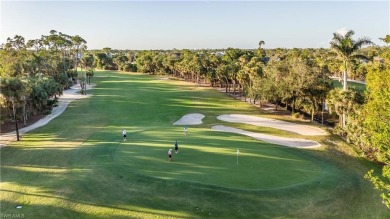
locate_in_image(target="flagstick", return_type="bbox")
[237,148,239,165]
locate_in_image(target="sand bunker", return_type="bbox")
[173,113,205,125]
[217,114,327,136]
[212,125,321,148]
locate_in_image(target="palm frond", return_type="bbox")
[332,33,344,43]
[352,37,374,51]
[350,54,369,61]
[330,43,347,58]
[345,30,355,38]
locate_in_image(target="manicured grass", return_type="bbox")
[0,71,388,218]
[332,79,366,92]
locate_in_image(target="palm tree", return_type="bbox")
[71,35,87,73]
[258,40,265,49]
[1,77,25,141]
[80,54,94,93]
[327,88,362,129]
[330,30,372,91]
[330,30,372,128]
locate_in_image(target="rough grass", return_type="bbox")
[0,71,387,218]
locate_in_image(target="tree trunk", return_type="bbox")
[233,82,236,98]
[321,100,324,125]
[311,99,316,122]
[342,111,346,128]
[243,85,246,102]
[339,113,343,127]
[292,97,296,114]
[343,61,348,91]
[12,100,20,141]
[342,61,348,129]
[62,50,66,73]
[225,79,229,93]
[74,46,79,73]
[23,102,27,126]
[311,108,314,122]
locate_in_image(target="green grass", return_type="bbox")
[332,79,366,92]
[1,71,387,218]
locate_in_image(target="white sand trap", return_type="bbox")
[212,125,321,148]
[217,114,327,136]
[173,113,205,125]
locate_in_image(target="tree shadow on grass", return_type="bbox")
[1,71,388,218]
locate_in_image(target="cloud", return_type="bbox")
[336,27,349,36]
[321,28,350,47]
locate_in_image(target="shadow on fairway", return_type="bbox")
[1,71,388,218]
[0,141,367,218]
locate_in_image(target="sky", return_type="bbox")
[0,1,389,50]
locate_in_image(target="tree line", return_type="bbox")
[97,32,379,126]
[0,30,92,139]
[1,30,389,207]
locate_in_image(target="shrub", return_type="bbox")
[42,109,52,115]
[292,112,300,119]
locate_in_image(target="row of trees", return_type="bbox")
[327,35,390,208]
[100,32,389,207]
[2,30,388,207]
[0,31,92,139]
[108,34,375,126]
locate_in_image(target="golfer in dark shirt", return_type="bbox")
[175,141,179,154]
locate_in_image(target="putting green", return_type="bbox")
[108,127,326,190]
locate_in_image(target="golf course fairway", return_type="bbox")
[0,71,388,218]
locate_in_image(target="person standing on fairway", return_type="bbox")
[174,141,179,154]
[122,129,127,141]
[168,149,172,162]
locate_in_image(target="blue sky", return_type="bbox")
[1,1,389,50]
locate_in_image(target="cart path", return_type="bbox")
[0,83,95,148]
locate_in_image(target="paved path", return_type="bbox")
[217,114,328,136]
[0,83,95,148]
[330,76,366,84]
[211,125,321,148]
